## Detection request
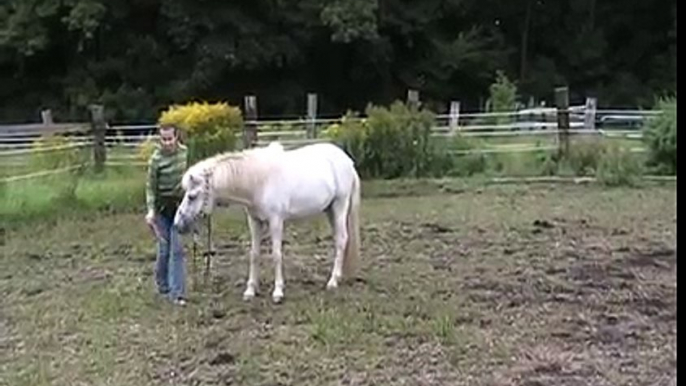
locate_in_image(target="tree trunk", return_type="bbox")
[520,0,534,81]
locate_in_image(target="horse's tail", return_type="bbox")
[342,169,361,278]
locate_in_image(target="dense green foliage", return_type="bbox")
[596,142,644,186]
[484,71,518,127]
[0,0,676,122]
[326,102,452,179]
[445,136,488,177]
[324,98,651,185]
[564,138,607,176]
[643,96,677,175]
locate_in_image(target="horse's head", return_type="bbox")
[174,166,213,234]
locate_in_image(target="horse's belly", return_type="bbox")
[285,185,335,218]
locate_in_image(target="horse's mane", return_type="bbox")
[186,142,281,173]
[183,142,284,195]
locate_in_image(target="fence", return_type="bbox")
[0,87,661,184]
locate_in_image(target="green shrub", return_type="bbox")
[557,137,646,185]
[596,142,644,186]
[643,96,676,175]
[364,101,435,178]
[564,137,607,176]
[326,101,451,179]
[425,139,455,178]
[491,148,562,177]
[448,135,487,177]
[484,70,518,127]
[323,110,369,171]
[533,149,559,176]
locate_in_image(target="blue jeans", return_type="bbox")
[154,213,186,300]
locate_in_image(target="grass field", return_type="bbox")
[1,166,146,224]
[0,181,676,385]
[1,134,651,227]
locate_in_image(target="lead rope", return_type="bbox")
[203,214,215,286]
[196,169,215,289]
[190,214,214,291]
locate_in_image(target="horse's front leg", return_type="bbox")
[269,217,285,303]
[243,215,263,301]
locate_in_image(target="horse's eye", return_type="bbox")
[189,194,198,201]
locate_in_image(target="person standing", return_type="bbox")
[145,124,189,306]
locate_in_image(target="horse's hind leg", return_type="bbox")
[243,214,263,301]
[326,197,349,290]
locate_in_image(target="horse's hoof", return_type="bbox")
[272,290,284,303]
[243,289,256,301]
[326,278,339,290]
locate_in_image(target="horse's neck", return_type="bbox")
[211,157,270,207]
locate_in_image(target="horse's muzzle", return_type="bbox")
[173,217,191,234]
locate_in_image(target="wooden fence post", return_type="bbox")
[584,97,597,131]
[449,101,461,134]
[41,109,53,125]
[243,95,258,148]
[555,87,570,158]
[89,104,107,173]
[307,93,318,139]
[407,89,420,110]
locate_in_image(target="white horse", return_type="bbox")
[173,141,361,303]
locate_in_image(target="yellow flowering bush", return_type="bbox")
[322,114,368,139]
[156,101,243,163]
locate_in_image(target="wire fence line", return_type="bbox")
[0,98,662,184]
[0,118,647,150]
[2,165,86,183]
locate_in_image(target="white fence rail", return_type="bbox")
[0,96,663,183]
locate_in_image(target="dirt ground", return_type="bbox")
[0,182,677,385]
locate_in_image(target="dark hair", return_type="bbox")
[158,124,178,134]
[158,124,185,142]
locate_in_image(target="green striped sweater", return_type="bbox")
[145,144,188,217]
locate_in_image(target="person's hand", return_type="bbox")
[145,210,155,225]
[146,210,163,241]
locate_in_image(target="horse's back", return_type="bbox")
[288,142,353,164]
[258,142,356,218]
[284,142,356,182]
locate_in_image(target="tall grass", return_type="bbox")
[2,166,146,227]
[1,127,658,230]
[643,96,677,175]
[443,133,649,185]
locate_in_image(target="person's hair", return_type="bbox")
[158,124,185,142]
[158,124,178,135]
